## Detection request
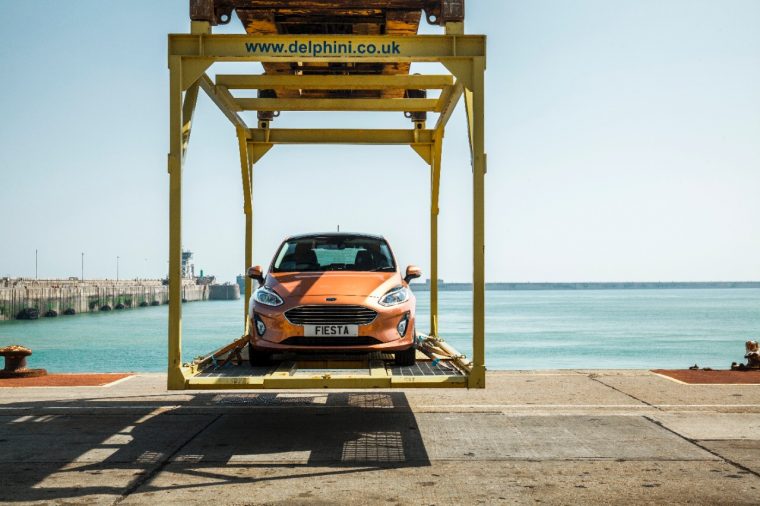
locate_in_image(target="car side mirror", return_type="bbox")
[247,265,264,285]
[404,265,422,284]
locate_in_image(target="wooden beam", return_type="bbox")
[229,1,429,11]
[382,9,421,98]
[385,9,421,35]
[237,9,300,98]
[236,9,277,34]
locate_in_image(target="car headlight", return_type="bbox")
[378,286,410,307]
[253,286,284,307]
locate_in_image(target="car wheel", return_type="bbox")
[394,344,417,367]
[248,342,272,367]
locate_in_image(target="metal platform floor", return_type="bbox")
[184,346,467,389]
[197,356,463,379]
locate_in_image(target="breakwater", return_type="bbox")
[0,278,208,321]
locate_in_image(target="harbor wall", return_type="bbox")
[209,283,240,301]
[0,279,208,321]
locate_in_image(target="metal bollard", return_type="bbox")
[0,345,47,378]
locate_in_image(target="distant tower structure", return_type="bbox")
[181,250,195,279]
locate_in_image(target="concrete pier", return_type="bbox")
[0,370,758,504]
[209,283,241,301]
[0,279,208,320]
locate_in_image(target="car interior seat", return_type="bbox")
[354,250,374,270]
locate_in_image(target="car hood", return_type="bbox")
[267,271,402,298]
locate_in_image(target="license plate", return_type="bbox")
[304,324,359,337]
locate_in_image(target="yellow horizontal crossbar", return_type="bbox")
[216,74,454,90]
[169,34,486,61]
[184,374,467,390]
[237,97,439,112]
[247,128,435,145]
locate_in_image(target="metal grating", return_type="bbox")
[390,361,463,376]
[196,358,462,377]
[285,305,377,325]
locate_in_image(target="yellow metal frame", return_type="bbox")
[168,22,486,390]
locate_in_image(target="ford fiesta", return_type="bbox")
[246,233,421,366]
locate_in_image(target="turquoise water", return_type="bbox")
[0,289,758,372]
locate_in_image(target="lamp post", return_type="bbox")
[35,249,38,279]
[116,256,120,282]
[81,252,84,281]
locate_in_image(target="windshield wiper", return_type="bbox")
[369,266,396,272]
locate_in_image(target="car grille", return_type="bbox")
[282,336,381,347]
[284,305,377,325]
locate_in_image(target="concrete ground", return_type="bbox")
[1,371,759,505]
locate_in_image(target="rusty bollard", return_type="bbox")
[0,345,47,378]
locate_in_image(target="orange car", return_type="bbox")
[246,233,422,366]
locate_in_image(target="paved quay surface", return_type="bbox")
[1,370,759,505]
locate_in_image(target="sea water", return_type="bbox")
[0,289,758,372]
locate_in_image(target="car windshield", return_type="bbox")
[272,236,396,273]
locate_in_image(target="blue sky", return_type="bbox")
[1,0,759,283]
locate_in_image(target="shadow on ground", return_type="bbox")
[0,392,429,503]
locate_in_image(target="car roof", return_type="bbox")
[285,232,386,241]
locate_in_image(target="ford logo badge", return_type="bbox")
[326,297,337,301]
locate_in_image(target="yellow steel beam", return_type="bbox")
[236,97,439,112]
[181,82,199,162]
[429,129,443,337]
[181,59,213,91]
[271,361,298,378]
[216,74,454,90]
[250,143,273,164]
[198,74,248,129]
[390,375,467,387]
[442,59,476,91]
[463,88,475,162]
[215,85,245,114]
[410,144,432,164]
[185,373,466,389]
[468,57,487,389]
[247,128,435,145]
[435,81,463,133]
[169,34,486,61]
[167,56,184,390]
[187,375,265,388]
[369,359,387,377]
[236,127,254,329]
[445,22,465,36]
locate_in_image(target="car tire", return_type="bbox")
[394,344,417,367]
[248,342,272,367]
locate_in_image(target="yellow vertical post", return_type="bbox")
[468,57,487,388]
[236,128,253,331]
[429,130,443,337]
[167,56,184,390]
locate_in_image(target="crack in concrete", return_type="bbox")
[112,413,223,504]
[588,374,660,410]
[643,415,760,481]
